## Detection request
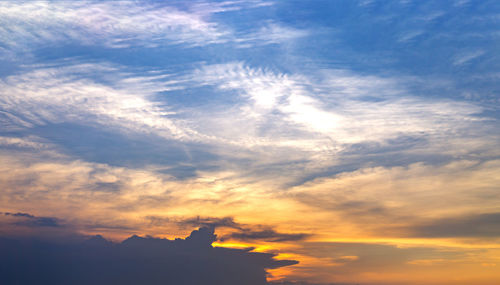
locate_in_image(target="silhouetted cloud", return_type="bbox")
[0,226,298,285]
[175,216,310,242]
[3,212,62,228]
[227,228,310,242]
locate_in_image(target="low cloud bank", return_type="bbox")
[0,227,297,285]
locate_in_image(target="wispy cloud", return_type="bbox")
[0,62,193,140]
[0,1,297,57]
[188,0,274,16]
[283,240,485,285]
[286,159,500,238]
[236,22,309,47]
[397,30,424,43]
[1,1,500,284]
[192,62,483,149]
[453,50,485,65]
[0,1,229,51]
[397,212,500,238]
[0,136,49,150]
[1,58,491,192]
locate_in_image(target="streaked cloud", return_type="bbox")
[0,0,298,58]
[2,212,63,228]
[0,62,192,140]
[0,1,228,51]
[235,23,309,47]
[286,159,500,240]
[453,50,485,66]
[283,240,499,285]
[1,1,499,284]
[192,62,484,151]
[399,212,500,238]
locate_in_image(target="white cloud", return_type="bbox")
[397,30,424,43]
[0,1,297,55]
[0,62,194,140]
[0,136,50,150]
[192,62,483,147]
[235,22,309,47]
[0,1,229,51]
[0,59,492,189]
[188,0,274,16]
[453,50,485,65]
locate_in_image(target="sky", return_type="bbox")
[0,0,499,284]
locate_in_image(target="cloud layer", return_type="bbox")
[1,1,499,284]
[0,226,297,285]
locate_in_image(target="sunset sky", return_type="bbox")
[1,1,499,284]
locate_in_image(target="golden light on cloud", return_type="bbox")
[1,1,500,284]
[2,145,500,283]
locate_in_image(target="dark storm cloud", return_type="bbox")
[3,212,63,228]
[0,227,298,285]
[401,212,500,238]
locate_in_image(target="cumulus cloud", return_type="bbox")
[0,226,298,285]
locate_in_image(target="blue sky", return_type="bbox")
[1,1,499,284]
